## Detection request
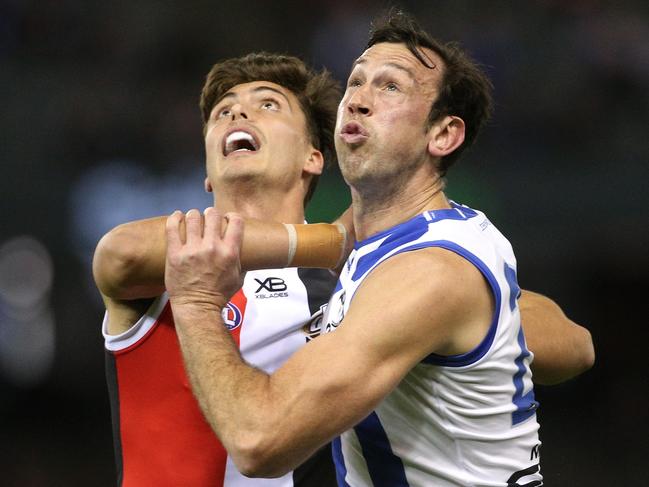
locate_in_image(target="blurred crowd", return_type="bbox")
[1,1,647,484]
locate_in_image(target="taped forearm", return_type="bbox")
[239,219,347,271]
[96,216,349,300]
[284,223,348,269]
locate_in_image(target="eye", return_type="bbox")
[216,107,231,118]
[385,82,399,92]
[347,78,362,88]
[261,99,279,111]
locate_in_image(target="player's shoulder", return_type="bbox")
[344,246,487,358]
[348,247,485,333]
[370,246,482,293]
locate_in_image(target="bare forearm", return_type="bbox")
[94,216,346,300]
[172,304,316,477]
[520,290,595,385]
[173,305,265,441]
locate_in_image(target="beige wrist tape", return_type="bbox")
[283,223,347,269]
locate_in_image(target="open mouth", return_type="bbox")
[222,130,261,156]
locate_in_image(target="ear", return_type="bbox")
[303,148,324,176]
[204,177,213,193]
[427,116,465,159]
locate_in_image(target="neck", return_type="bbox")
[213,185,306,224]
[351,170,449,241]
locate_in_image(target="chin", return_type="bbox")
[220,166,264,183]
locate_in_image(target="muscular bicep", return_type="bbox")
[263,248,492,456]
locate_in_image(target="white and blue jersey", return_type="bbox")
[321,202,542,487]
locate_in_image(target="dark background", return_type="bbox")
[1,1,648,485]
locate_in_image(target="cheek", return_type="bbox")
[204,131,220,156]
[381,103,428,136]
[376,108,410,138]
[334,104,346,130]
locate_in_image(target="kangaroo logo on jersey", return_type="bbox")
[222,302,243,330]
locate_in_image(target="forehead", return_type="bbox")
[221,80,298,108]
[353,42,443,88]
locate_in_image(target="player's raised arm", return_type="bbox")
[519,290,595,385]
[93,216,168,300]
[93,213,350,301]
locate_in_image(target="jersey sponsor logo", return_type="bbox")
[255,277,287,292]
[222,302,243,330]
[254,277,289,299]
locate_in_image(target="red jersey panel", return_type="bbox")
[104,268,336,487]
[107,290,246,486]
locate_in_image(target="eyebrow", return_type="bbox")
[351,58,416,79]
[218,85,292,109]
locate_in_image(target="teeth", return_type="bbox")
[224,130,258,155]
[226,131,254,146]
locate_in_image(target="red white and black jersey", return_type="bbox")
[103,267,336,487]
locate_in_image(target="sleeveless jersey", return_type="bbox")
[321,202,542,487]
[104,267,337,487]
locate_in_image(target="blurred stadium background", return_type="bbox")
[1,1,648,485]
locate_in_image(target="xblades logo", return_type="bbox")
[254,277,288,299]
[255,277,287,292]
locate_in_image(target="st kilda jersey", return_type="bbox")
[103,267,337,487]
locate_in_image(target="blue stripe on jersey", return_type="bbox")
[512,326,540,425]
[331,437,351,487]
[385,240,502,368]
[425,202,479,222]
[333,280,342,294]
[351,205,479,282]
[353,412,410,486]
[504,263,521,311]
[353,214,428,250]
[352,216,429,281]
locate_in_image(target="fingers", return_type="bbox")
[203,207,222,243]
[168,208,242,256]
[222,212,244,255]
[185,209,203,245]
[165,211,184,254]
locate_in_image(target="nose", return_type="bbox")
[229,103,248,120]
[346,87,372,116]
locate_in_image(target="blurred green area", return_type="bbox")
[306,168,351,223]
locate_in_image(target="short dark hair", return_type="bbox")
[367,9,494,175]
[200,52,341,205]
